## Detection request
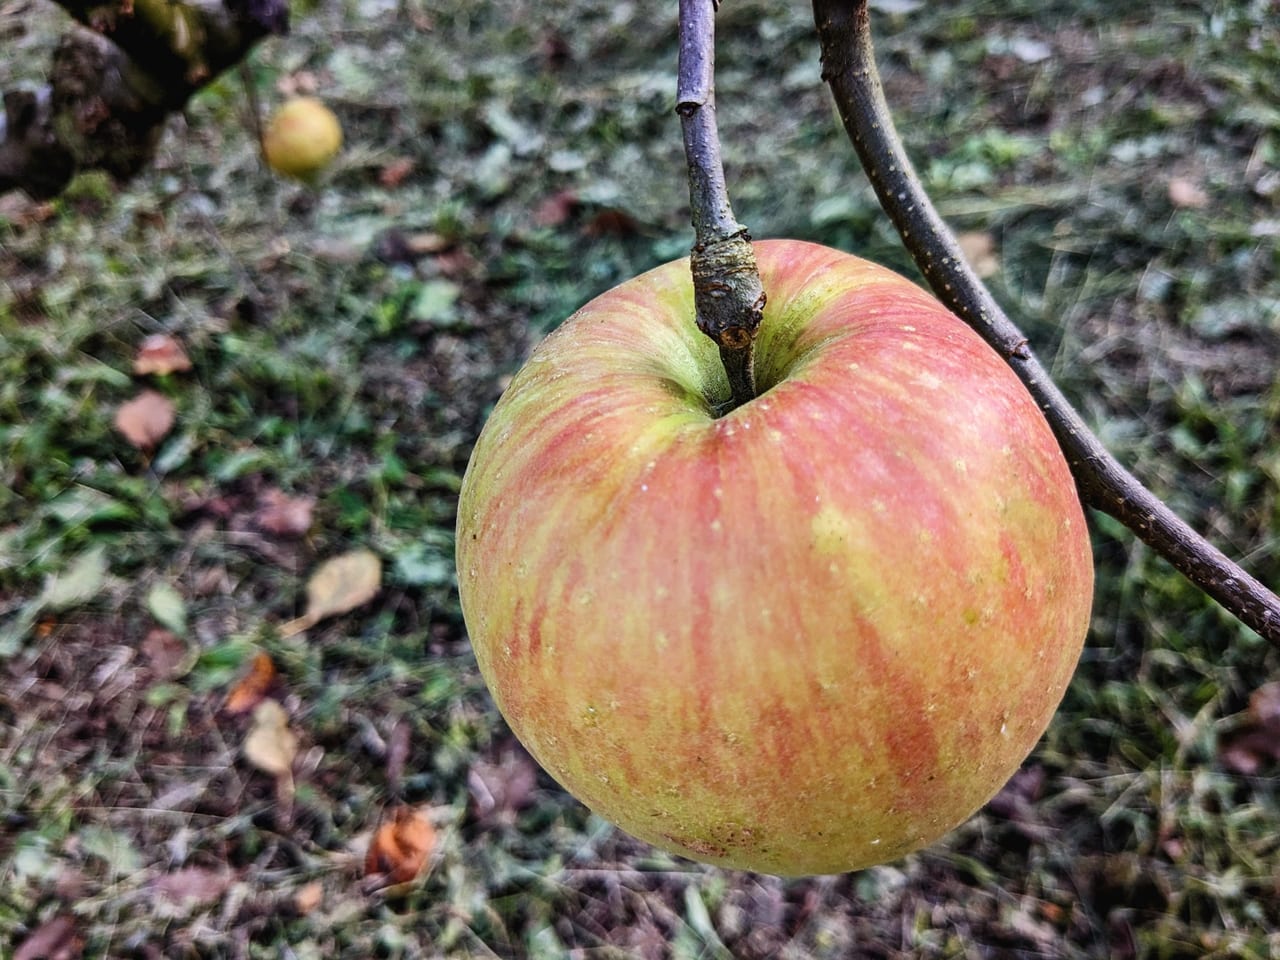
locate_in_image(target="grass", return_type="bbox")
[2,0,1279,956]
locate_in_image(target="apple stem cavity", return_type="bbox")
[813,0,1280,644]
[677,0,767,412]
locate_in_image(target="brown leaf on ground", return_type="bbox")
[224,652,278,715]
[468,738,539,825]
[280,549,382,637]
[243,699,298,778]
[0,192,56,228]
[133,334,193,376]
[15,914,82,960]
[540,30,572,69]
[533,189,579,227]
[1218,682,1280,774]
[1168,176,1209,209]
[276,71,318,96]
[141,628,189,680]
[378,157,416,188]
[114,390,176,450]
[294,881,324,915]
[1249,682,1280,725]
[254,488,315,539]
[582,207,639,238]
[956,231,1000,279]
[364,805,436,886]
[152,866,235,905]
[373,229,451,265]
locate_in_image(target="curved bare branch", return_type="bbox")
[812,0,1280,643]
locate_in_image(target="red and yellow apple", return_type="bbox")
[456,239,1092,875]
[262,96,342,182]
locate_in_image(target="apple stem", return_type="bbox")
[812,0,1280,644]
[677,0,767,411]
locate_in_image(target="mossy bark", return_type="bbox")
[0,0,288,199]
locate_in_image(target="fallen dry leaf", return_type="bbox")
[373,229,451,265]
[534,189,579,227]
[243,699,298,778]
[114,390,176,450]
[468,738,539,825]
[0,192,56,228]
[276,70,318,96]
[364,805,436,886]
[1168,176,1209,209]
[1218,682,1280,774]
[280,549,382,638]
[152,866,235,905]
[1249,682,1280,725]
[294,880,324,915]
[15,914,82,960]
[133,333,193,376]
[956,231,1000,279]
[582,207,640,238]
[378,156,416,188]
[254,488,315,539]
[224,651,277,715]
[141,628,189,680]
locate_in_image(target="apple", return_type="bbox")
[261,97,342,182]
[456,239,1092,875]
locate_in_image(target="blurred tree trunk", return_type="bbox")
[0,0,288,199]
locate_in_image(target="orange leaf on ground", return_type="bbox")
[114,390,176,450]
[224,651,277,715]
[133,334,193,375]
[364,805,436,885]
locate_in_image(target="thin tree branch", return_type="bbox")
[676,0,766,410]
[812,0,1280,643]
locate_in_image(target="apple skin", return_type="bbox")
[456,239,1092,876]
[262,97,342,182]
